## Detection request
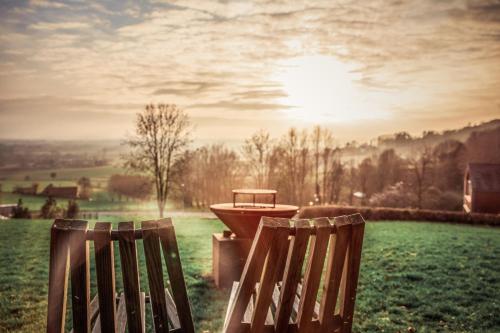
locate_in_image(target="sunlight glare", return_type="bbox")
[272,55,388,123]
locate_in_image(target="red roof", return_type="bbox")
[41,184,78,199]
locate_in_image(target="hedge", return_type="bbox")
[298,205,500,227]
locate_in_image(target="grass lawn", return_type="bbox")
[0,218,499,332]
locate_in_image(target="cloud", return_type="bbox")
[30,21,92,31]
[29,0,67,9]
[0,0,499,141]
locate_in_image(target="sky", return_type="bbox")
[0,0,499,143]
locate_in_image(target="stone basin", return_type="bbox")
[210,202,299,238]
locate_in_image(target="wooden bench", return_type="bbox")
[223,214,365,333]
[46,218,195,333]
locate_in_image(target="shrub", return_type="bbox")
[369,182,416,208]
[40,197,64,219]
[11,199,31,219]
[423,189,462,211]
[298,205,500,226]
[65,200,80,219]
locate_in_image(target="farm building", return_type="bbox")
[463,163,500,214]
[13,183,38,195]
[0,204,16,218]
[41,184,79,199]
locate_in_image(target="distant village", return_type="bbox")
[0,183,82,219]
[12,183,79,199]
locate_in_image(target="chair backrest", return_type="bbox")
[224,213,365,333]
[46,218,195,333]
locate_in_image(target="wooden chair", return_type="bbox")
[46,218,195,333]
[223,214,365,333]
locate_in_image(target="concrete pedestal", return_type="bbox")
[212,232,252,288]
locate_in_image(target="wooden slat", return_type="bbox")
[117,222,143,333]
[251,217,290,333]
[223,217,277,333]
[88,295,101,333]
[243,292,255,325]
[157,218,195,333]
[47,220,71,333]
[296,283,320,319]
[91,316,100,333]
[69,220,90,333]
[339,214,365,333]
[90,295,100,323]
[296,217,331,332]
[140,292,146,333]
[142,221,169,333]
[94,222,117,333]
[319,217,351,331]
[165,288,181,330]
[116,293,127,333]
[225,282,239,327]
[274,219,311,332]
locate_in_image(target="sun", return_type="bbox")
[271,55,387,123]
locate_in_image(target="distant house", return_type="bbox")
[464,163,500,214]
[0,204,16,217]
[13,183,38,195]
[41,184,79,199]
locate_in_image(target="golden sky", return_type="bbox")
[0,0,499,142]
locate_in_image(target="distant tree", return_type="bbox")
[50,172,57,180]
[24,175,30,181]
[326,156,344,204]
[242,130,272,188]
[173,145,243,207]
[357,158,376,205]
[376,149,404,192]
[320,129,335,203]
[277,128,311,205]
[12,198,31,219]
[311,126,322,204]
[432,140,467,191]
[395,131,412,142]
[369,182,416,208]
[346,160,357,205]
[107,174,153,201]
[40,197,64,219]
[125,104,191,217]
[65,200,80,218]
[77,176,92,200]
[409,147,433,209]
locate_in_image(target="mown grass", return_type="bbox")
[0,218,498,332]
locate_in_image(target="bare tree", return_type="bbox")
[327,149,343,204]
[311,126,322,204]
[321,129,335,203]
[125,104,190,217]
[242,130,272,188]
[172,144,243,207]
[410,146,433,209]
[346,160,357,205]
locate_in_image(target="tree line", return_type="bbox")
[125,104,499,216]
[170,127,487,211]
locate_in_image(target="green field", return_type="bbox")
[0,165,122,182]
[0,218,499,332]
[0,165,181,212]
